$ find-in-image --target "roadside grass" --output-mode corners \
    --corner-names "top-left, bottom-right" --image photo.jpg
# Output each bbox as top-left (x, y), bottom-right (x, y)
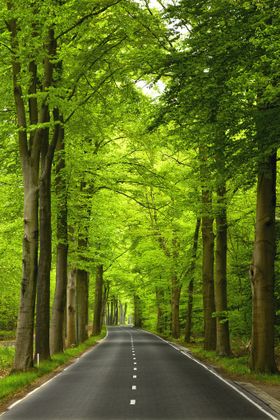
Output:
top-left (0, 331), bottom-right (106, 402)
top-left (178, 340), bottom-right (280, 384)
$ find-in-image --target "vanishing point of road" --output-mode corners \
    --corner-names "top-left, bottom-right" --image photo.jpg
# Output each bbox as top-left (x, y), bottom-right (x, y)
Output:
top-left (1, 327), bottom-right (277, 419)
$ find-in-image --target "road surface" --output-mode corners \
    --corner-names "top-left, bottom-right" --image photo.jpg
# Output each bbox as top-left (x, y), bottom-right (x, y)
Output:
top-left (1, 327), bottom-right (276, 419)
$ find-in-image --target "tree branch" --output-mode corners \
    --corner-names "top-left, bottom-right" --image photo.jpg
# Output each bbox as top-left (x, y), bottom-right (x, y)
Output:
top-left (56, 0), bottom-right (122, 40)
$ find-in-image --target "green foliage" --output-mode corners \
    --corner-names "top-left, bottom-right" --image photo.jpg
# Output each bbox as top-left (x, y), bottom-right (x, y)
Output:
top-left (0, 347), bottom-right (15, 373)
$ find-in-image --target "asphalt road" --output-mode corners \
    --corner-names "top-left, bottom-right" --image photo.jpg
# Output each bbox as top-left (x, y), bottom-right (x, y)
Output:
top-left (1, 327), bottom-right (276, 419)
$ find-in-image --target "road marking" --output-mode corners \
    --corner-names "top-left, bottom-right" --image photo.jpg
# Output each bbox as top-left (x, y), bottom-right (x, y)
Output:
top-left (133, 357), bottom-right (136, 360)
top-left (133, 375), bottom-right (137, 378)
top-left (133, 367), bottom-right (137, 371)
top-left (132, 385), bottom-right (137, 390)
top-left (145, 330), bottom-right (277, 420)
top-left (130, 399), bottom-right (136, 405)
top-left (134, 362), bottom-right (137, 365)
top-left (8, 400), bottom-right (23, 410)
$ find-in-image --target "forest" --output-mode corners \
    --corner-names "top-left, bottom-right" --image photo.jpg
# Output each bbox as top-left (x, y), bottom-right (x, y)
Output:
top-left (0, 0), bottom-right (279, 381)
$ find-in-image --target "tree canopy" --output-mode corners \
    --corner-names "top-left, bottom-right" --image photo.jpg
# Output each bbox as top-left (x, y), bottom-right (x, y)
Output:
top-left (0, 0), bottom-right (279, 375)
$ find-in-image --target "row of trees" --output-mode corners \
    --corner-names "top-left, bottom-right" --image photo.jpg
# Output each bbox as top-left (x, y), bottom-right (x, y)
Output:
top-left (0, 0), bottom-right (279, 375)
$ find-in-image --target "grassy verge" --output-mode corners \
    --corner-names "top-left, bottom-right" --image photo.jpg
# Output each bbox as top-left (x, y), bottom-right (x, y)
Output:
top-left (177, 340), bottom-right (280, 385)
top-left (0, 330), bottom-right (106, 403)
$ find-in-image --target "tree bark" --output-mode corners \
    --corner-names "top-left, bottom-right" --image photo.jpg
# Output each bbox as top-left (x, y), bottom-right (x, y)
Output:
top-left (215, 185), bottom-right (231, 356)
top-left (156, 287), bottom-right (165, 334)
top-left (202, 190), bottom-right (216, 351)
top-left (134, 295), bottom-right (142, 328)
top-left (76, 268), bottom-right (89, 343)
top-left (171, 273), bottom-right (181, 339)
top-left (35, 145), bottom-right (52, 361)
top-left (185, 218), bottom-right (200, 343)
top-left (8, 13), bottom-right (40, 371)
top-left (66, 269), bottom-right (76, 347)
top-left (14, 164), bottom-right (39, 370)
top-left (92, 264), bottom-right (103, 335)
top-left (249, 151), bottom-right (277, 373)
top-left (35, 29), bottom-right (58, 362)
top-left (50, 125), bottom-right (68, 354)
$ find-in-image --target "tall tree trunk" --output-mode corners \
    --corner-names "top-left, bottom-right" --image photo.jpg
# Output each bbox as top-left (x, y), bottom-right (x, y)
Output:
top-left (92, 264), bottom-right (103, 336)
top-left (249, 151), bottom-right (277, 373)
top-left (76, 268), bottom-right (89, 343)
top-left (8, 12), bottom-right (40, 371)
top-left (134, 295), bottom-right (142, 328)
top-left (114, 298), bottom-right (119, 325)
top-left (156, 287), bottom-right (165, 334)
top-left (215, 184), bottom-right (231, 356)
top-left (107, 302), bottom-right (111, 325)
top-left (14, 163), bottom-right (39, 370)
top-left (171, 274), bottom-right (181, 339)
top-left (171, 236), bottom-right (180, 339)
top-left (185, 218), bottom-right (200, 343)
top-left (35, 148), bottom-right (52, 361)
top-left (35, 28), bottom-right (58, 362)
top-left (101, 283), bottom-right (109, 326)
top-left (123, 303), bottom-right (127, 324)
top-left (202, 190), bottom-right (216, 351)
top-left (50, 125), bottom-right (68, 354)
top-left (66, 269), bottom-right (76, 347)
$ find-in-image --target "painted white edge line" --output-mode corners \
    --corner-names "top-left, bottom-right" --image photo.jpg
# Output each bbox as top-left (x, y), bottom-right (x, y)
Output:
top-left (144, 330), bottom-right (277, 420)
top-left (6, 329), bottom-right (110, 413)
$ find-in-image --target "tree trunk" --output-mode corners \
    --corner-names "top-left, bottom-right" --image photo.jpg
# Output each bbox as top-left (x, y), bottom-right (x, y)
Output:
top-left (171, 274), bottom-right (181, 339)
top-left (101, 283), bottom-right (109, 326)
top-left (114, 297), bottom-right (119, 325)
top-left (92, 264), bottom-right (103, 336)
top-left (14, 162), bottom-right (39, 370)
top-left (249, 151), bottom-right (277, 373)
top-left (123, 303), bottom-right (127, 324)
top-left (215, 184), bottom-right (231, 356)
top-left (8, 13), bottom-right (40, 371)
top-left (185, 218), bottom-right (200, 343)
top-left (202, 190), bottom-right (216, 351)
top-left (76, 268), bottom-right (89, 343)
top-left (66, 270), bottom-right (76, 347)
top-left (50, 126), bottom-right (68, 354)
top-left (134, 295), bottom-right (142, 328)
top-left (35, 28), bottom-right (58, 362)
top-left (35, 150), bottom-right (52, 361)
top-left (156, 287), bottom-right (165, 334)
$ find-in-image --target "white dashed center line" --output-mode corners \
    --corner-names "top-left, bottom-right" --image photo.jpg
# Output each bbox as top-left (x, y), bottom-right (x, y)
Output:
top-left (130, 334), bottom-right (138, 408)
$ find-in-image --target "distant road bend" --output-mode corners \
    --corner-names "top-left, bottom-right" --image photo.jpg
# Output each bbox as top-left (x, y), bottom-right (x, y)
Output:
top-left (1, 326), bottom-right (277, 419)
